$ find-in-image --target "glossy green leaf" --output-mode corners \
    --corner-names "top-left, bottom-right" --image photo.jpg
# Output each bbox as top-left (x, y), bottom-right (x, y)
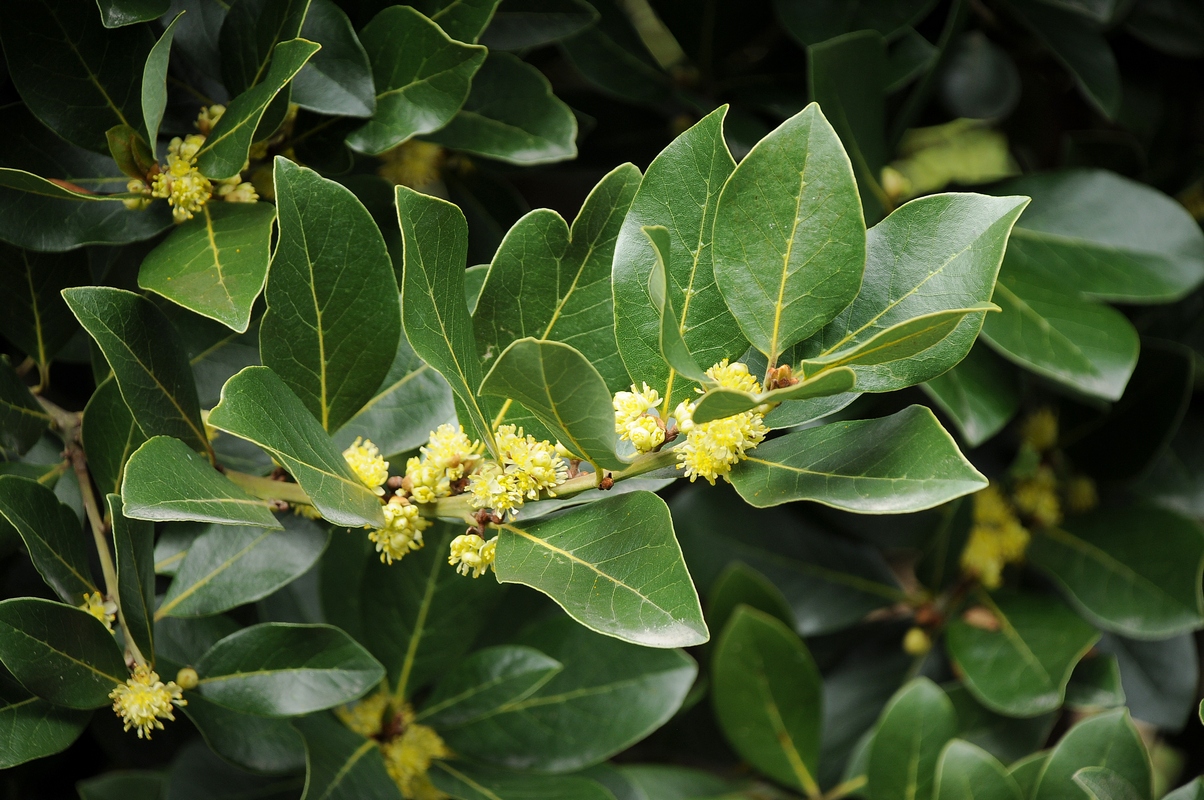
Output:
top-left (1074, 767), bottom-right (1145, 800)
top-left (495, 491), bottom-right (707, 648)
top-left (1065, 654), bottom-right (1126, 711)
top-left (0, 244), bottom-right (89, 372)
top-left (712, 103), bottom-right (865, 362)
top-left (139, 202), bottom-right (276, 334)
top-left (1032, 709), bottom-right (1151, 800)
top-left (196, 39), bottom-right (320, 180)
top-left (430, 763), bottom-right (614, 800)
top-left (774, 0), bottom-right (936, 45)
top-left (123, 436), bottom-right (282, 528)
top-left (166, 739), bottom-right (305, 799)
top-left (643, 225), bottom-right (707, 382)
top-left (1166, 778), bottom-right (1204, 800)
top-left (560, 0), bottom-right (671, 105)
top-left (475, 162), bottom-right (641, 397)
top-left (935, 740), bottom-right (1023, 800)
top-left (998, 170), bottom-right (1204, 303)
top-left (946, 591), bottom-right (1099, 717)
top-left (612, 107), bottom-right (744, 408)
top-left (262, 158), bottom-right (400, 431)
top-left (413, 0), bottom-right (501, 42)
top-left (207, 366), bottom-right (385, 528)
top-left (689, 368), bottom-right (857, 425)
top-left (294, 713), bottom-right (402, 800)
top-left (730, 405), bottom-right (986, 512)
top-left (1097, 632), bottom-right (1197, 731)
top-left (418, 645), bottom-right (562, 728)
top-left (441, 616), bottom-right (697, 772)
top-left (182, 693), bottom-right (306, 774)
top-left (157, 516), bottom-right (327, 619)
top-left (0, 359), bottom-right (49, 456)
top-left (195, 623), bottom-right (384, 716)
top-left (218, 0), bottom-right (307, 95)
top-left (98, 0), bottom-right (170, 26)
top-left (78, 771), bottom-right (166, 800)
top-left (292, 0), bottom-right (375, 118)
top-left (0, 669), bottom-right (90, 769)
top-left (712, 606), bottom-right (822, 795)
top-left (612, 764), bottom-right (744, 799)
top-left (706, 562), bottom-right (796, 636)
top-left (0, 0), bottom-right (151, 151)
top-left (142, 10), bottom-right (183, 143)
top-left (63, 287), bottom-right (209, 453)
top-left (427, 52), bottom-right (578, 165)
top-left (0, 598), bottom-right (126, 709)
top-left (1030, 505), bottom-right (1204, 639)
top-left (396, 185), bottom-right (493, 449)
top-left (480, 338), bottom-right (623, 469)
top-left (345, 5), bottom-right (486, 155)
top-left (945, 684), bottom-right (1055, 765)
top-left (82, 378), bottom-right (146, 496)
top-left (0, 475), bottom-right (97, 603)
top-left (108, 494), bottom-right (155, 663)
top-left (981, 256), bottom-right (1139, 401)
top-left (104, 124), bottom-right (156, 181)
top-left (480, 0), bottom-right (599, 50)
top-left (923, 343), bottom-right (1020, 447)
top-left (867, 678), bottom-right (958, 800)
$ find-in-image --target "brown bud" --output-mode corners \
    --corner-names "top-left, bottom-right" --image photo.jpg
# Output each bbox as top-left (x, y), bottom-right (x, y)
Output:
top-left (962, 605), bottom-right (1001, 632)
top-left (914, 604), bottom-right (943, 628)
top-left (599, 473), bottom-right (615, 490)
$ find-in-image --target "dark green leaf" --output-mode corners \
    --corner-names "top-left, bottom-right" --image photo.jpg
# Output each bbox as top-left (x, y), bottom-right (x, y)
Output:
top-left (218, 0), bottom-right (307, 95)
top-left (63, 287), bottom-right (210, 453)
top-left (923, 343), bottom-right (1020, 447)
top-left (293, 0), bottom-right (375, 118)
top-left (82, 378), bottom-right (147, 497)
top-left (1166, 778), bottom-right (1204, 800)
top-left (945, 684), bottom-right (1056, 764)
top-left (480, 0), bottom-right (599, 50)
top-left (1097, 633), bottom-right (1198, 731)
top-left (643, 224), bottom-right (706, 382)
top-left (430, 762), bottom-right (614, 800)
top-left (1031, 709), bottom-right (1150, 800)
top-left (142, 11), bottom-right (183, 144)
top-left (109, 494), bottom-right (155, 663)
top-left (712, 606), bottom-right (821, 795)
top-left (413, 0), bottom-right (501, 42)
top-left (418, 645), bottom-right (562, 727)
top-left (1074, 767), bottom-right (1145, 800)
top-left (0, 475), bottom-right (97, 603)
top-left (345, 5), bottom-right (486, 155)
top-left (294, 713), bottom-right (402, 800)
top-left (98, 0), bottom-right (170, 27)
top-left (262, 158), bottom-right (400, 431)
top-left (426, 52), bottom-right (578, 165)
top-left (1125, 0), bottom-right (1204, 58)
top-left (495, 491), bottom-right (708, 648)
top-left (935, 740), bottom-right (1023, 800)
top-left (105, 124), bottom-right (156, 181)
top-left (774, 0), bottom-right (937, 45)
top-left (706, 562), bottom-right (796, 636)
top-left (0, 668), bottom-right (90, 768)
top-left (195, 622), bottom-right (384, 716)
top-left (0, 359), bottom-right (49, 456)
top-left (183, 693), bottom-right (306, 774)
top-left (559, 0), bottom-right (671, 105)
top-left (868, 678), bottom-right (958, 800)
top-left (612, 764), bottom-right (744, 800)
top-left (140, 202), bottom-right (276, 334)
top-left (165, 740), bottom-right (305, 800)
top-left (77, 771), bottom-right (166, 800)
top-left (0, 598), bottom-right (126, 708)
top-left (207, 366), bottom-right (385, 528)
top-left (1065, 655), bottom-right (1125, 711)
top-left (0, 244), bottom-right (89, 372)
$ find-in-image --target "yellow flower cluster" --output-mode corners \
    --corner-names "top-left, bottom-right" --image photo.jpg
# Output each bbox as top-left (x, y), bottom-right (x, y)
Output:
top-left (369, 498), bottom-right (432, 565)
top-left (960, 485), bottom-right (1030, 589)
top-left (151, 134), bottom-right (213, 222)
top-left (1020, 407), bottom-right (1058, 452)
top-left (1013, 465), bottom-right (1062, 527)
top-left (335, 690), bottom-right (390, 738)
top-left (673, 360), bottom-right (768, 484)
top-left (379, 140), bottom-right (446, 191)
top-left (1066, 475), bottom-right (1098, 513)
top-left (448, 533), bottom-right (497, 578)
top-left (467, 425), bottom-right (568, 517)
top-left (335, 695), bottom-right (449, 799)
top-left (405, 424), bottom-right (484, 503)
top-left (80, 591), bottom-right (116, 633)
top-left (344, 437), bottom-right (390, 496)
top-left (109, 665), bottom-right (187, 739)
top-left (613, 382), bottom-right (665, 453)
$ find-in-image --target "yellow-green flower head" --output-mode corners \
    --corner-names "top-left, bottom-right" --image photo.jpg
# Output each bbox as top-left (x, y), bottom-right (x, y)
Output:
top-left (960, 485), bottom-right (1030, 589)
top-left (335, 690), bottom-right (390, 738)
top-left (123, 178), bottom-right (152, 210)
top-left (706, 358), bottom-right (762, 393)
top-left (109, 665), bottom-right (186, 739)
top-left (216, 175), bottom-right (259, 204)
top-left (405, 424), bottom-right (484, 503)
top-left (672, 361), bottom-right (768, 485)
top-left (1066, 475), bottom-right (1098, 513)
top-left (1020, 408), bottom-right (1058, 452)
top-left (449, 533), bottom-right (497, 578)
top-left (344, 437), bottom-right (389, 496)
top-left (627, 415), bottom-right (665, 453)
top-left (196, 104), bottom-right (225, 135)
top-left (150, 135), bottom-right (213, 223)
top-left (378, 139), bottom-right (446, 191)
top-left (902, 626), bottom-right (932, 656)
top-left (468, 426), bottom-right (568, 517)
top-left (381, 721), bottom-right (450, 798)
top-left (467, 462), bottom-right (523, 516)
top-left (80, 591), bottom-right (116, 633)
top-left (613, 383), bottom-right (661, 431)
top-left (369, 499), bottom-right (431, 565)
top-left (1013, 465), bottom-right (1062, 528)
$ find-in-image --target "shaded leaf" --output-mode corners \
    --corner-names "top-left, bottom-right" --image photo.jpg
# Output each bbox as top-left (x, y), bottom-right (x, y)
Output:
top-left (182, 693), bottom-right (306, 775)
top-left (923, 343), bottom-right (1020, 447)
top-left (418, 645), bottom-right (562, 728)
top-left (293, 0), bottom-right (376, 118)
top-left (218, 0), bottom-right (307, 95)
top-left (0, 475), bottom-right (97, 603)
top-left (1031, 709), bottom-right (1151, 800)
top-left (142, 10), bottom-right (183, 144)
top-left (867, 677), bottom-right (958, 800)
top-left (109, 494), bottom-right (155, 663)
top-left (1097, 632), bottom-right (1198, 732)
top-left (98, 0), bottom-right (171, 27)
top-left (294, 712), bottom-right (402, 800)
top-left (480, 0), bottom-right (599, 50)
top-left (413, 0), bottom-right (501, 42)
top-left (431, 762), bottom-right (614, 800)
top-left (934, 740), bottom-right (1023, 800)
top-left (0, 244), bottom-right (89, 372)
top-left (774, 0), bottom-right (937, 45)
top-left (706, 561), bottom-right (796, 636)
top-left (82, 378), bottom-right (147, 496)
top-left (0, 359), bottom-right (50, 456)
top-left (0, 668), bottom-right (90, 768)
top-left (1074, 768), bottom-right (1145, 800)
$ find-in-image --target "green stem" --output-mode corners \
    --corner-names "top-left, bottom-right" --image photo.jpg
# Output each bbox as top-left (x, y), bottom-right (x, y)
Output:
top-left (224, 470), bottom-right (311, 505)
top-left (823, 776), bottom-right (867, 800)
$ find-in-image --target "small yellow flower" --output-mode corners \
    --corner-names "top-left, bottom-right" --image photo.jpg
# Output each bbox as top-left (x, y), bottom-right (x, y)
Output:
top-left (902, 627), bottom-right (932, 655)
top-left (80, 591), bottom-right (116, 633)
top-left (196, 104), bottom-right (225, 135)
top-left (378, 140), bottom-right (446, 191)
top-left (449, 533), bottom-right (496, 578)
top-left (123, 178), bottom-right (152, 210)
top-left (1020, 408), bottom-right (1058, 453)
top-left (626, 415), bottom-right (665, 453)
top-left (706, 358), bottom-right (762, 394)
top-left (381, 721), bottom-right (450, 798)
top-left (405, 424), bottom-right (484, 503)
top-left (344, 437), bottom-right (389, 496)
top-left (293, 503), bottom-right (324, 520)
top-left (216, 175), bottom-right (259, 203)
top-left (369, 498), bottom-right (431, 565)
top-left (1013, 466), bottom-right (1062, 527)
top-left (613, 383), bottom-right (662, 431)
top-left (467, 426), bottom-right (567, 517)
top-left (335, 690), bottom-right (391, 738)
top-left (960, 485), bottom-right (1030, 589)
top-left (175, 668), bottom-right (199, 690)
top-left (672, 363), bottom-right (768, 485)
top-left (150, 134), bottom-right (213, 222)
top-left (1066, 475), bottom-right (1098, 513)
top-left (109, 665), bottom-right (186, 739)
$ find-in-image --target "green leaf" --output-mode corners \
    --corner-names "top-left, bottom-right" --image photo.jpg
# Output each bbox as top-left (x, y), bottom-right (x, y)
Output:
top-left (108, 494), bottom-right (155, 663)
top-left (946, 591), bottom-right (1099, 717)
top-left (430, 763), bottom-right (614, 800)
top-left (413, 0), bottom-right (501, 42)
top-left (997, 170), bottom-right (1204, 303)
top-left (97, 0), bottom-right (170, 27)
top-left (157, 516), bottom-right (328, 619)
top-left (612, 107), bottom-right (745, 410)
top-left (0, 0), bottom-right (151, 151)
top-left (105, 124), bottom-right (156, 181)
top-left (934, 740), bottom-right (1023, 800)
top-left (480, 0), bottom-right (599, 50)
top-left (418, 645), bottom-right (563, 728)
top-left (345, 5), bottom-right (486, 155)
top-left (166, 739), bottom-right (305, 799)
top-left (922, 343), bottom-right (1020, 447)
top-left (495, 491), bottom-right (708, 648)
top-left (774, 0), bottom-right (937, 45)
top-left (1065, 654), bottom-right (1126, 711)
top-left (142, 10), bottom-right (183, 143)
top-left (207, 366), bottom-right (385, 528)
top-left (706, 562), bottom-right (796, 637)
top-left (475, 162), bottom-right (641, 397)
top-left (712, 103), bottom-right (865, 362)
top-left (867, 678), bottom-right (958, 800)
top-left (1166, 778), bottom-right (1204, 800)
top-left (1032, 709), bottom-right (1151, 800)
top-left (182, 693), bottom-right (306, 774)
top-left (712, 606), bottom-right (822, 795)
top-left (1030, 506), bottom-right (1204, 639)
top-left (560, 0), bottom-right (671, 105)
top-left (1011, 752), bottom-right (1051, 796)
top-left (82, 378), bottom-right (147, 496)
top-left (0, 598), bottom-right (126, 709)
top-left (123, 436), bottom-right (283, 528)
top-left (480, 338), bottom-right (623, 469)
top-left (262, 158), bottom-right (400, 431)
top-left (196, 39), bottom-right (321, 180)
top-left (294, 713), bottom-right (402, 800)
top-left (0, 244), bottom-right (89, 372)
top-left (218, 0), bottom-right (307, 95)
top-left (1074, 767), bottom-right (1145, 800)
top-left (689, 368), bottom-right (856, 426)
top-left (0, 358), bottom-right (49, 456)
top-left (0, 669), bottom-right (90, 768)
top-left (0, 475), bottom-right (97, 603)
top-left (195, 622), bottom-right (384, 716)
top-left (611, 764), bottom-right (745, 800)
top-left (730, 405), bottom-right (986, 512)
top-left (292, 0), bottom-right (376, 118)
top-left (426, 52), bottom-right (578, 165)
top-left (440, 616), bottom-right (697, 772)
top-left (798, 192), bottom-right (1029, 392)
top-left (981, 256), bottom-right (1139, 401)
top-left (78, 771), bottom-right (166, 800)
top-left (396, 185), bottom-right (493, 449)
top-left (139, 202), bottom-right (276, 334)
top-left (945, 684), bottom-right (1055, 765)
top-left (1097, 632), bottom-right (1197, 731)
top-left (63, 287), bottom-right (210, 453)
top-left (643, 225), bottom-right (707, 382)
